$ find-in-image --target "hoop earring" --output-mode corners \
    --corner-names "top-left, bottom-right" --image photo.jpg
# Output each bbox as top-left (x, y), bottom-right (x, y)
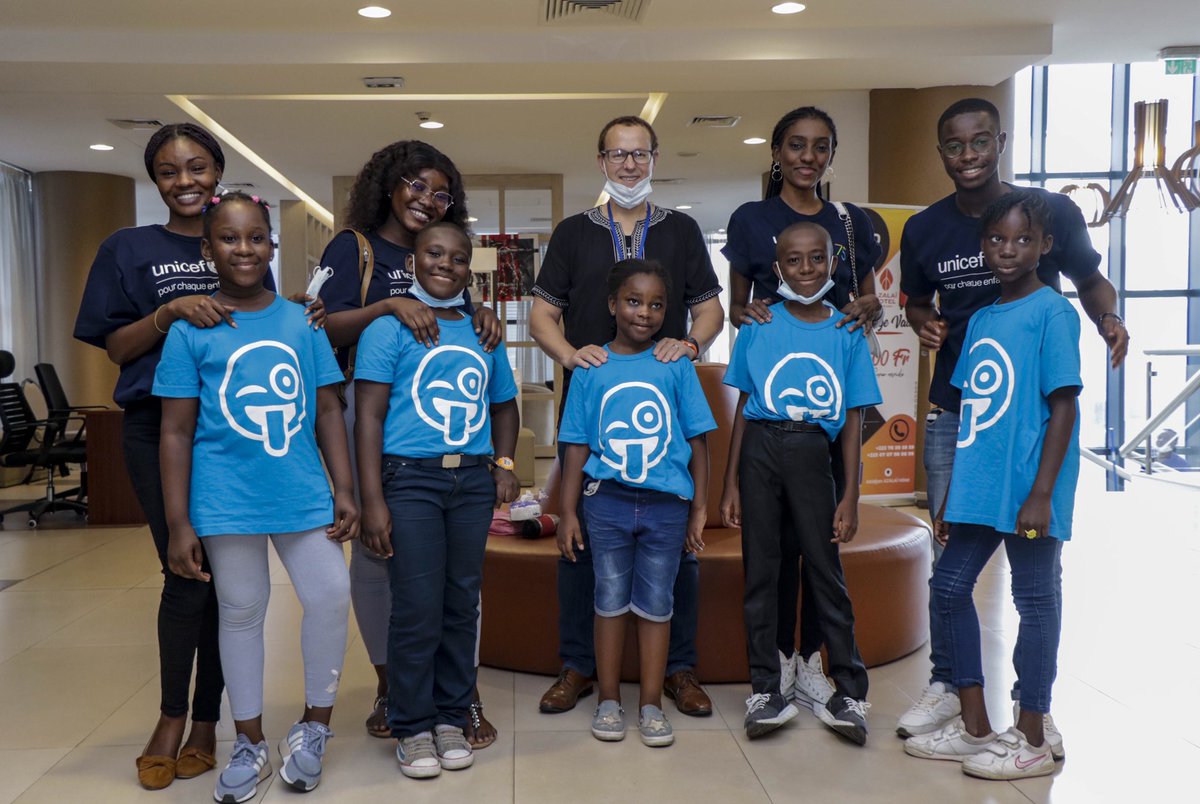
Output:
top-left (824, 166), bottom-right (835, 180)
top-left (770, 162), bottom-right (782, 182)
top-left (205, 260), bottom-right (216, 272)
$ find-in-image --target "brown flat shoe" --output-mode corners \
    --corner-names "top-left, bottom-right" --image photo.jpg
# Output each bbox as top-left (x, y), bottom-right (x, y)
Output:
top-left (366, 695), bottom-right (391, 738)
top-left (135, 754), bottom-right (176, 790)
top-left (538, 667), bottom-right (594, 713)
top-left (174, 747), bottom-right (216, 779)
top-left (664, 669), bottom-right (713, 717)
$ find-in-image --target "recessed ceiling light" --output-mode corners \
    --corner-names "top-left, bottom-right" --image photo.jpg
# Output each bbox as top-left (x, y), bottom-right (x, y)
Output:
top-left (743, 137), bottom-right (767, 145)
top-left (358, 6), bottom-right (391, 18)
top-left (419, 120), bottom-right (444, 129)
top-left (89, 143), bottom-right (114, 151)
top-left (717, 228), bottom-right (726, 233)
top-left (772, 2), bottom-right (806, 14)
top-left (675, 204), bottom-right (693, 210)
top-left (467, 216), bottom-right (479, 223)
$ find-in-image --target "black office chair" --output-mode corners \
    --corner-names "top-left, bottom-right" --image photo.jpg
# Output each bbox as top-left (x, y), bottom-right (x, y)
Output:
top-left (34, 361), bottom-right (105, 455)
top-left (0, 352), bottom-right (87, 527)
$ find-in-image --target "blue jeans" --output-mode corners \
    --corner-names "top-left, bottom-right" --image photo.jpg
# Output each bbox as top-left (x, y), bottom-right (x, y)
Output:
top-left (556, 448), bottom-right (699, 677)
top-left (931, 523), bottom-right (1064, 714)
top-left (382, 459), bottom-right (495, 737)
top-left (922, 407), bottom-right (958, 687)
top-left (582, 480), bottom-right (689, 622)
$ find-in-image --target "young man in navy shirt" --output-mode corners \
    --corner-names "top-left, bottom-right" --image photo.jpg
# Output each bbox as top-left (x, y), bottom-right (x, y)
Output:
top-left (897, 97), bottom-right (1129, 749)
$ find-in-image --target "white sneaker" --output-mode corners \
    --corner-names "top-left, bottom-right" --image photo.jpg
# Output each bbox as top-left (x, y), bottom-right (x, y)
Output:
top-left (778, 651), bottom-right (797, 702)
top-left (904, 717), bottom-right (997, 762)
top-left (896, 682), bottom-right (961, 737)
top-left (962, 727), bottom-right (1055, 780)
top-left (1012, 702), bottom-right (1065, 760)
top-left (793, 652), bottom-right (836, 713)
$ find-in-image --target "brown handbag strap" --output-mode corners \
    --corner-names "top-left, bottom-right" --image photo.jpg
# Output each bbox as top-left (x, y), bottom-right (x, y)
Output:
top-left (340, 228), bottom-right (374, 375)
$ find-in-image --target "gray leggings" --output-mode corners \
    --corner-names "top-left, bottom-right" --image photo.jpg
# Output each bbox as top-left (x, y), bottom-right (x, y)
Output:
top-left (345, 382), bottom-right (482, 669)
top-left (206, 528), bottom-right (350, 720)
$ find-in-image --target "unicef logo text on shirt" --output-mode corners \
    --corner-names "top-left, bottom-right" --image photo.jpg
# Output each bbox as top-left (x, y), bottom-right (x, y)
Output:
top-left (764, 353), bottom-right (843, 422)
top-left (957, 338), bottom-right (1014, 448)
top-left (219, 341), bottom-right (307, 457)
top-left (598, 382), bottom-right (673, 484)
top-left (412, 346), bottom-right (490, 447)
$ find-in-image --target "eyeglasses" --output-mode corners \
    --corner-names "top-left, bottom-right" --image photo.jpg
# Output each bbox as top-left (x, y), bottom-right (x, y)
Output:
top-left (400, 176), bottom-right (454, 209)
top-left (940, 136), bottom-right (996, 159)
top-left (600, 148), bottom-right (654, 165)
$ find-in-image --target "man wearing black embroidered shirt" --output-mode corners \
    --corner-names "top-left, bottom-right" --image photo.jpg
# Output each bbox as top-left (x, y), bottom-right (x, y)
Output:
top-left (530, 115), bottom-right (724, 720)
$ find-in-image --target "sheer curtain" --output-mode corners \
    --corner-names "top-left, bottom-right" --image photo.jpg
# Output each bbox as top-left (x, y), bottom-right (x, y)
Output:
top-left (0, 161), bottom-right (38, 382)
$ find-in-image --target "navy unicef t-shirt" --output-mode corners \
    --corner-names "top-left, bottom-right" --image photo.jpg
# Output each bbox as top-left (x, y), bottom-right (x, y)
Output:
top-left (317, 230), bottom-right (474, 373)
top-left (557, 347), bottom-right (717, 500)
top-left (899, 187), bottom-right (1100, 410)
top-left (722, 197), bottom-right (880, 311)
top-left (724, 302), bottom-right (882, 442)
top-left (73, 225), bottom-right (276, 406)
top-left (354, 314), bottom-right (517, 458)
top-left (943, 287), bottom-right (1082, 540)
top-left (152, 295), bottom-right (343, 537)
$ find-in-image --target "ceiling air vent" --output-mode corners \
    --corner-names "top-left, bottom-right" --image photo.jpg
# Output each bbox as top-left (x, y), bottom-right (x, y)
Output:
top-left (652, 177), bottom-right (686, 185)
top-left (542, 0), bottom-right (649, 23)
top-left (108, 118), bottom-right (165, 130)
top-left (688, 115), bottom-right (741, 128)
top-left (222, 182), bottom-right (258, 189)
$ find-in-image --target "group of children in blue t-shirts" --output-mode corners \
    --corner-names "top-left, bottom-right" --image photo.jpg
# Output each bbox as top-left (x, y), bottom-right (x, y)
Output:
top-left (148, 182), bottom-right (1078, 796)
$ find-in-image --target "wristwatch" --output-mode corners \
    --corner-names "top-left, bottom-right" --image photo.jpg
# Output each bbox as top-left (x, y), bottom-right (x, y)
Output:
top-left (492, 456), bottom-right (515, 472)
top-left (683, 336), bottom-right (701, 359)
top-left (1096, 311), bottom-right (1125, 329)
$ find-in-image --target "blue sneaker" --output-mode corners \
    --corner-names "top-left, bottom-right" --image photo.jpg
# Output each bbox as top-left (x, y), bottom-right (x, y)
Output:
top-left (213, 734), bottom-right (271, 803)
top-left (278, 721), bottom-right (332, 792)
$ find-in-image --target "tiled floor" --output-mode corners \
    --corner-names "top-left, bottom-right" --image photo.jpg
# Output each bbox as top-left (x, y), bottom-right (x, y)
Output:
top-left (0, 460), bottom-right (1196, 803)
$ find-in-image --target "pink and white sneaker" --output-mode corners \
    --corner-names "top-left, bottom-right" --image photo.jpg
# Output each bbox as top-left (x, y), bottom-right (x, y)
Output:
top-left (961, 727), bottom-right (1055, 780)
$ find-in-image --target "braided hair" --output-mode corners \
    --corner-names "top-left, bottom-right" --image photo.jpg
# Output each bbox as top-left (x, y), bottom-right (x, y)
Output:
top-left (143, 123), bottom-right (225, 180)
top-left (765, 106), bottom-right (838, 200)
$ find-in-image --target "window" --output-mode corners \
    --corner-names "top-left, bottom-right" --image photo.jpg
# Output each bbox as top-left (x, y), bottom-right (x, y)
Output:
top-left (1015, 63), bottom-right (1200, 475)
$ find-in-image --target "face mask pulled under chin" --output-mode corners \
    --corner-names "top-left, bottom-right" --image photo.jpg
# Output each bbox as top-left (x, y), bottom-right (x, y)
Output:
top-left (407, 262), bottom-right (465, 309)
top-left (775, 270), bottom-right (835, 305)
top-left (603, 164), bottom-right (654, 209)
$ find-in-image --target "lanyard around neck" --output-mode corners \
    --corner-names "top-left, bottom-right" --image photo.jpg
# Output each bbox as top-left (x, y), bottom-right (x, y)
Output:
top-left (606, 201), bottom-right (652, 262)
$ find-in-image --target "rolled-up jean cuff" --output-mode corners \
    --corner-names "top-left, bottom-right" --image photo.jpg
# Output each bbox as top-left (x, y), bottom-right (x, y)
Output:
top-left (596, 602), bottom-right (633, 619)
top-left (951, 674), bottom-right (986, 691)
top-left (630, 604), bottom-right (673, 623)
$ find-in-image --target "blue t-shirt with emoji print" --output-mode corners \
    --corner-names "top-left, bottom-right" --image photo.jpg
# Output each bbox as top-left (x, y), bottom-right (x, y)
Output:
top-left (354, 313), bottom-right (517, 457)
top-left (557, 347), bottom-right (717, 500)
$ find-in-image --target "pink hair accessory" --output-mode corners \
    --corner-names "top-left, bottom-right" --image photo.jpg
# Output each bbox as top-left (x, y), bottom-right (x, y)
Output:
top-left (210, 195), bottom-right (221, 204)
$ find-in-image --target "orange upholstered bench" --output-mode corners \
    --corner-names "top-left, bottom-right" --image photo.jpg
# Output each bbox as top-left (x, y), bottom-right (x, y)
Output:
top-left (479, 363), bottom-right (931, 682)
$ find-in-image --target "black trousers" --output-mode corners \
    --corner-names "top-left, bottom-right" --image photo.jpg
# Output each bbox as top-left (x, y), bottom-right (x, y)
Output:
top-left (123, 398), bottom-right (224, 721)
top-left (740, 421), bottom-right (867, 699)
top-left (776, 437), bottom-right (845, 659)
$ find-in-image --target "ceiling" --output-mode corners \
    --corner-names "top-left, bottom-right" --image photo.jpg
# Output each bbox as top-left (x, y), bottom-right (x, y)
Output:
top-left (1, 0), bottom-right (1196, 232)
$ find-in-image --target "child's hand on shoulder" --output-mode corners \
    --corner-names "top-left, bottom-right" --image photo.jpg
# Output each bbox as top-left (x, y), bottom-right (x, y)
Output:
top-left (1016, 491), bottom-right (1052, 542)
top-left (326, 491), bottom-right (359, 543)
top-left (686, 505), bottom-right (706, 553)
top-left (719, 486), bottom-right (741, 529)
top-left (832, 497), bottom-right (858, 543)
top-left (167, 524), bottom-right (210, 582)
top-left (557, 514), bottom-right (585, 562)
top-left (492, 467), bottom-right (519, 508)
top-left (359, 499), bottom-right (393, 558)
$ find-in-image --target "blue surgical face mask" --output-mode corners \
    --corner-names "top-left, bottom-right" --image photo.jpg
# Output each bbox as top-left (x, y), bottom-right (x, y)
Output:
top-left (407, 257), bottom-right (465, 308)
top-left (774, 261), bottom-right (834, 305)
